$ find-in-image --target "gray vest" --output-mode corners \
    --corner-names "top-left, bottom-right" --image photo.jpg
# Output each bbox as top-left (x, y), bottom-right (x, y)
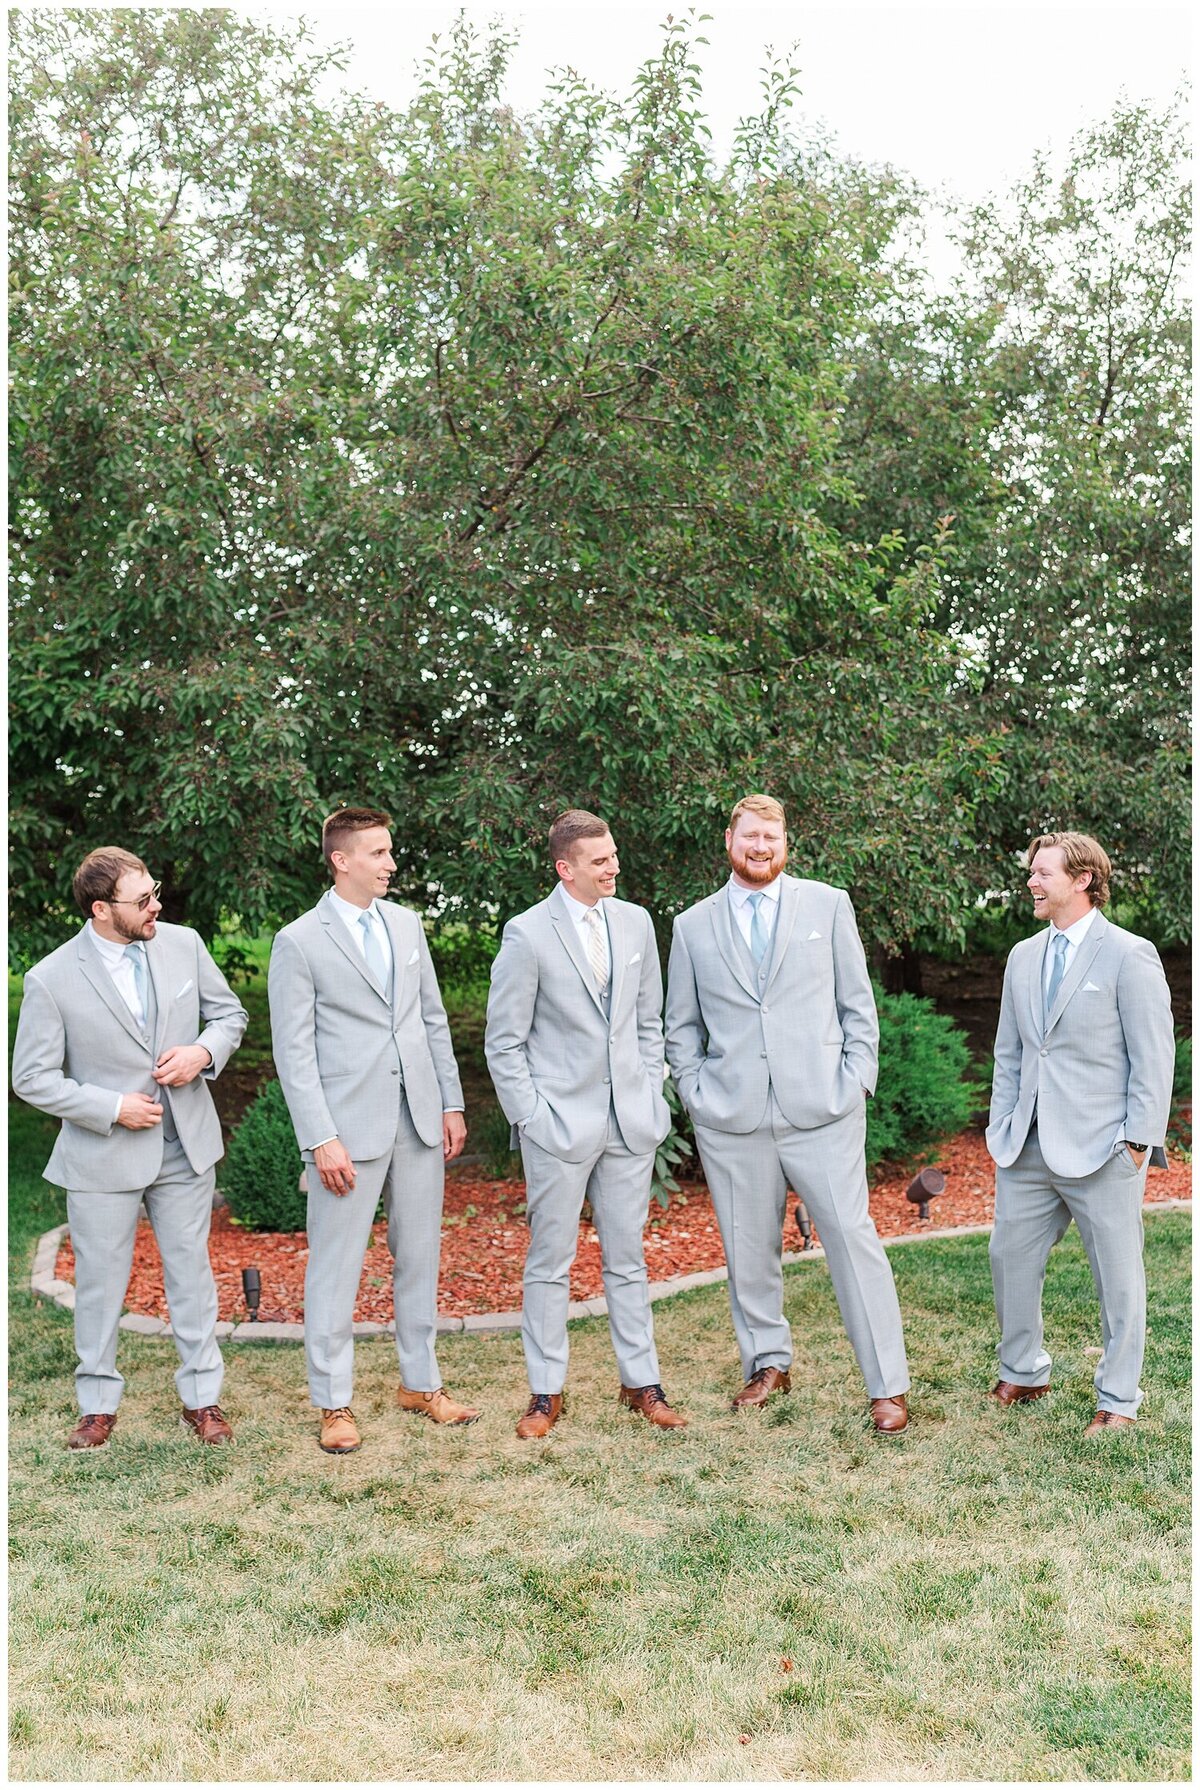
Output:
top-left (140, 961), bottom-right (179, 1141)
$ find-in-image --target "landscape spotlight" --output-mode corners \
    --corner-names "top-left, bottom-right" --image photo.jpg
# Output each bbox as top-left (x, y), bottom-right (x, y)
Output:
top-left (905, 1166), bottom-right (946, 1221)
top-left (242, 1266), bottom-right (261, 1321)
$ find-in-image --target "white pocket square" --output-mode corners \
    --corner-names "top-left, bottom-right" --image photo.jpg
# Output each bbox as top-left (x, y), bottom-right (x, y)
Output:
top-left (1082, 981), bottom-right (1101, 992)
top-left (174, 979), bottom-right (194, 998)
top-left (629, 952), bottom-right (641, 965)
top-left (406, 948), bottom-right (419, 966)
top-left (807, 930), bottom-right (822, 941)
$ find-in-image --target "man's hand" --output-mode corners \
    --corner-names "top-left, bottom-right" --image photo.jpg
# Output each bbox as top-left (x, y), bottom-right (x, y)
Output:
top-left (152, 1044), bottom-right (213, 1087)
top-left (1127, 1145), bottom-right (1148, 1169)
top-left (313, 1139), bottom-right (357, 1195)
top-left (443, 1111), bottom-right (467, 1162)
top-left (116, 1093), bottom-right (164, 1130)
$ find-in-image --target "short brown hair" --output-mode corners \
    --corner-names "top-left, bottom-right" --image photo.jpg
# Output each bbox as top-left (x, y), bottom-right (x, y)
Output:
top-left (728, 793), bottom-right (787, 832)
top-left (73, 847), bottom-right (148, 917)
top-left (322, 806), bottom-right (392, 872)
top-left (1027, 831), bottom-right (1112, 907)
top-left (549, 809), bottom-right (610, 866)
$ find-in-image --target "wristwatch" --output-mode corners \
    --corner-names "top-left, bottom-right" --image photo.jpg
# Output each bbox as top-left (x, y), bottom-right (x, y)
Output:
top-left (1126, 1141), bottom-right (1148, 1153)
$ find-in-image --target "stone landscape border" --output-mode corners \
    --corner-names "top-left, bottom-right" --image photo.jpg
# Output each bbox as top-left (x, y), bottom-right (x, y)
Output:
top-left (30, 1199), bottom-right (1192, 1342)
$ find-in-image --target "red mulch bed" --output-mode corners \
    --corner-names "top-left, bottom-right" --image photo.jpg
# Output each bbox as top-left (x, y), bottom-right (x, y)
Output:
top-left (55, 1129), bottom-right (1191, 1326)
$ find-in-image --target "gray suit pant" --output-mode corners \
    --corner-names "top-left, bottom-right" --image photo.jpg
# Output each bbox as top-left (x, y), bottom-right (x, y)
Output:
top-left (990, 1128), bottom-right (1147, 1417)
top-left (304, 1091), bottom-right (444, 1409)
top-left (66, 1135), bottom-right (222, 1415)
top-left (693, 1093), bottom-right (910, 1399)
top-left (520, 1108), bottom-right (660, 1393)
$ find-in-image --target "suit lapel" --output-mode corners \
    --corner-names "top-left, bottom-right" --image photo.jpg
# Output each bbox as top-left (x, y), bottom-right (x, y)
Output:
top-left (379, 902), bottom-right (410, 1005)
top-left (1044, 912), bottom-right (1109, 1037)
top-left (549, 888), bottom-right (605, 1015)
top-left (1028, 934), bottom-right (1050, 1040)
top-left (318, 895), bottom-right (390, 1003)
top-left (145, 934), bottom-right (171, 1053)
top-left (75, 932), bottom-right (149, 1050)
top-left (762, 878), bottom-right (799, 995)
top-left (710, 887), bottom-right (758, 1002)
top-left (605, 901), bottom-right (625, 1025)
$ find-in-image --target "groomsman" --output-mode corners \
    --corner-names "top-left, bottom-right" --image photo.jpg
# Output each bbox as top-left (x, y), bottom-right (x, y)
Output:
top-left (485, 809), bottom-right (687, 1436)
top-left (12, 847), bottom-right (247, 1448)
top-left (986, 831), bottom-right (1174, 1434)
top-left (665, 794), bottom-right (911, 1433)
top-left (270, 807), bottom-right (477, 1454)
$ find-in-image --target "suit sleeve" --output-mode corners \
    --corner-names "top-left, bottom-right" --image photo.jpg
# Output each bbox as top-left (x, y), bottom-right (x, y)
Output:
top-left (1118, 937), bottom-right (1175, 1148)
top-left (832, 892), bottom-right (879, 1095)
top-left (268, 930), bottom-right (338, 1154)
top-left (484, 921), bottom-right (541, 1127)
top-left (416, 924), bottom-right (464, 1110)
top-left (664, 920), bottom-right (705, 1105)
top-left (11, 971), bottom-right (120, 1134)
top-left (635, 909), bottom-right (666, 1084)
top-left (193, 934), bottom-right (248, 1077)
top-left (989, 951), bottom-right (1022, 1127)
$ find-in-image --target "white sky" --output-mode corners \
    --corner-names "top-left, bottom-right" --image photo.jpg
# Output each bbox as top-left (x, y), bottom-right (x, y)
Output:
top-left (288, 0), bottom-right (1192, 209)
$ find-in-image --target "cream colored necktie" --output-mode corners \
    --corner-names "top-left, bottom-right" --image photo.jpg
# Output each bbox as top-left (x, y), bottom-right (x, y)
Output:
top-left (583, 908), bottom-right (608, 992)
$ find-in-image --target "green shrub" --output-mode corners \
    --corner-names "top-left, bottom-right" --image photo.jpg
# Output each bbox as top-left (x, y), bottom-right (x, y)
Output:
top-left (220, 1078), bottom-right (307, 1231)
top-left (1168, 1032), bottom-right (1191, 1148)
top-left (425, 921), bottom-right (498, 1000)
top-left (475, 1103), bottom-right (520, 1180)
top-left (868, 986), bottom-right (980, 1168)
top-left (653, 1076), bottom-right (694, 1209)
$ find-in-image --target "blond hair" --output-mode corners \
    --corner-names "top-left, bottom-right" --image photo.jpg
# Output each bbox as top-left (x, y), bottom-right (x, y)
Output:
top-left (1027, 831), bottom-right (1111, 907)
top-left (728, 793), bottom-right (786, 832)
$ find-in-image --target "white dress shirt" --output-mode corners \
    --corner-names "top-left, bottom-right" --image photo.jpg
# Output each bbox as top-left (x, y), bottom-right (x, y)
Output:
top-left (329, 889), bottom-right (393, 978)
top-left (1041, 905), bottom-right (1099, 1003)
top-left (560, 885), bottom-right (611, 984)
top-left (88, 923), bottom-right (150, 1127)
top-left (727, 874), bottom-right (782, 950)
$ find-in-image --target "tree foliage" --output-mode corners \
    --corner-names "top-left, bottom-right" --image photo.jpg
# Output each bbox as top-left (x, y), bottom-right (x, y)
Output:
top-left (9, 10), bottom-right (1189, 965)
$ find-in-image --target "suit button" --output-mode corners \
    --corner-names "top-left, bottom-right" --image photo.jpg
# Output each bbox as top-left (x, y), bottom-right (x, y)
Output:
top-left (761, 1051), bottom-right (768, 1058)
top-left (391, 1067), bottom-right (399, 1076)
top-left (603, 1077), bottom-right (611, 1084)
top-left (761, 1005), bottom-right (769, 1014)
top-left (1040, 1050), bottom-right (1048, 1058)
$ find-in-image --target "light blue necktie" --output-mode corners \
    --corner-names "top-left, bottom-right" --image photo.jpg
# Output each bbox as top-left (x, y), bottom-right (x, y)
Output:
top-left (747, 892), bottom-right (770, 965)
top-left (359, 910), bottom-right (390, 996)
top-left (124, 942), bottom-right (148, 1025)
top-left (1044, 930), bottom-right (1069, 1024)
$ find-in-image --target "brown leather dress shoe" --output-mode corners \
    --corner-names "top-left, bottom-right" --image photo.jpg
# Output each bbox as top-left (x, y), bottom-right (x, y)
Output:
top-left (869, 1394), bottom-right (909, 1435)
top-left (619, 1384), bottom-right (689, 1428)
top-left (397, 1385), bottom-right (480, 1425)
top-left (991, 1379), bottom-right (1050, 1406)
top-left (181, 1404), bottom-right (234, 1445)
top-left (319, 1407), bottom-right (362, 1454)
top-left (1083, 1410), bottom-right (1136, 1437)
top-left (67, 1412), bottom-right (116, 1451)
top-left (731, 1366), bottom-right (791, 1410)
top-left (516, 1392), bottom-right (562, 1439)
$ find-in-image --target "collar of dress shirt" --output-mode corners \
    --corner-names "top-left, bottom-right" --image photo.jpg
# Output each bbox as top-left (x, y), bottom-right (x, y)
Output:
top-left (727, 874), bottom-right (782, 909)
top-left (558, 884), bottom-right (606, 926)
top-left (1049, 906), bottom-right (1099, 953)
top-left (329, 889), bottom-right (383, 934)
top-left (87, 919), bottom-right (138, 970)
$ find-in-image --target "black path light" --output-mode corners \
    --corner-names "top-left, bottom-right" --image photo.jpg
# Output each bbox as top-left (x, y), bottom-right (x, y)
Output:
top-left (793, 1196), bottom-right (813, 1250)
top-left (241, 1266), bottom-right (262, 1321)
top-left (905, 1166), bottom-right (946, 1221)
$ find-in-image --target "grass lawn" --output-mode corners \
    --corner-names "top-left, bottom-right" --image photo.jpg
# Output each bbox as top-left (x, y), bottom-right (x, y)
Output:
top-left (9, 1064), bottom-right (1191, 1782)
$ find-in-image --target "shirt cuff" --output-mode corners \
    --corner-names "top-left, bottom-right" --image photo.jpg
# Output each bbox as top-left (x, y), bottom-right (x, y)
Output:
top-left (311, 1135), bottom-right (338, 1151)
top-left (443, 1107), bottom-right (464, 1115)
top-left (113, 1092), bottom-right (124, 1127)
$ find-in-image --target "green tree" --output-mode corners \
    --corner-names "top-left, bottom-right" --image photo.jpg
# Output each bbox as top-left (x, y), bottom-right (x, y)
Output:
top-left (830, 94), bottom-right (1191, 947)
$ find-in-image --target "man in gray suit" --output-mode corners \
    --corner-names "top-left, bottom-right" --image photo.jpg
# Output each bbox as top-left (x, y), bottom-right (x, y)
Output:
top-left (485, 809), bottom-right (687, 1437)
top-left (666, 794), bottom-right (911, 1433)
top-left (12, 846), bottom-right (247, 1449)
top-left (987, 830), bottom-right (1174, 1435)
top-left (269, 807), bottom-right (476, 1454)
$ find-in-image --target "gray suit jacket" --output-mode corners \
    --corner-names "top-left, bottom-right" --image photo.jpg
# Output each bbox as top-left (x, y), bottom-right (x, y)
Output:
top-left (986, 909), bottom-right (1174, 1177)
top-left (269, 893), bottom-right (463, 1159)
top-left (485, 884), bottom-right (671, 1163)
top-left (11, 922), bottom-right (247, 1191)
top-left (665, 874), bottom-right (878, 1134)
